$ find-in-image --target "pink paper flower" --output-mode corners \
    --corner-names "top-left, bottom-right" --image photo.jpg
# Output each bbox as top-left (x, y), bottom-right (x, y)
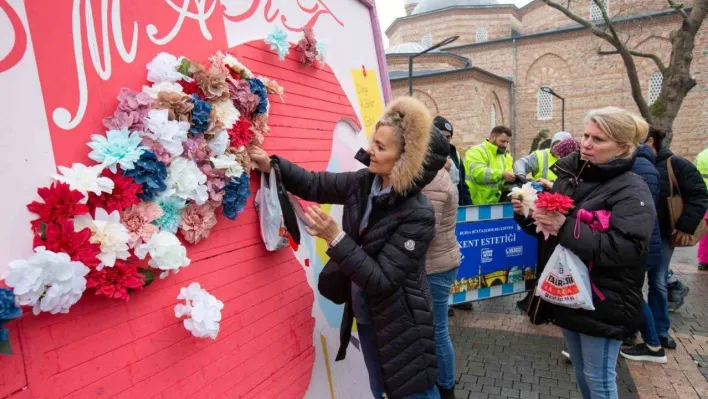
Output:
top-left (228, 78), bottom-right (259, 117)
top-left (103, 88), bottom-right (154, 132)
top-left (179, 203), bottom-right (218, 244)
top-left (121, 202), bottom-right (163, 248)
top-left (183, 136), bottom-right (212, 163)
top-left (140, 136), bottom-right (173, 165)
top-left (200, 164), bottom-right (228, 203)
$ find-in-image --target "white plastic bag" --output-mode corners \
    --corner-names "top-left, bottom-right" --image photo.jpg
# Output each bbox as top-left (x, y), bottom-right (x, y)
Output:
top-left (535, 245), bottom-right (595, 311)
top-left (255, 172), bottom-right (290, 251)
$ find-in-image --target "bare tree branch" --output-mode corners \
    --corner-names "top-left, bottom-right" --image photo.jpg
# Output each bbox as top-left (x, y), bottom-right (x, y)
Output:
top-left (598, 49), bottom-right (667, 73)
top-left (666, 0), bottom-right (690, 22)
top-left (540, 0), bottom-right (617, 44)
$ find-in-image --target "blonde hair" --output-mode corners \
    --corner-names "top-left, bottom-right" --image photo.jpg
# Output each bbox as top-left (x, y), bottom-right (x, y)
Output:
top-left (584, 107), bottom-right (648, 158)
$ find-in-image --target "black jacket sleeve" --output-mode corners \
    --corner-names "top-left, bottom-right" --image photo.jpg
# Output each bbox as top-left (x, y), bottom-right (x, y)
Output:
top-left (272, 156), bottom-right (358, 205)
top-left (558, 182), bottom-right (656, 268)
top-left (325, 208), bottom-right (435, 296)
top-left (673, 157), bottom-right (708, 234)
top-left (458, 165), bottom-right (473, 206)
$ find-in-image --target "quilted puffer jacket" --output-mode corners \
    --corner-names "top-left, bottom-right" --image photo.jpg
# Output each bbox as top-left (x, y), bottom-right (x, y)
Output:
top-left (273, 97), bottom-right (448, 398)
top-left (422, 169), bottom-right (461, 275)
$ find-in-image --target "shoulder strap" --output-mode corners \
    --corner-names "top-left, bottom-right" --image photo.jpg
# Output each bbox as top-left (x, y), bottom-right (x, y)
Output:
top-left (667, 156), bottom-right (681, 197)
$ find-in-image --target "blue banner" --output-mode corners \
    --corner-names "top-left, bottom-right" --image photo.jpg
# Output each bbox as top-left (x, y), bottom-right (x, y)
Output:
top-left (452, 218), bottom-right (537, 295)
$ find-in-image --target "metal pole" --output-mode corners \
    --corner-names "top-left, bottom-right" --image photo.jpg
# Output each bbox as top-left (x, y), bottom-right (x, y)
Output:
top-left (409, 56), bottom-right (413, 96)
top-left (561, 98), bottom-right (565, 132)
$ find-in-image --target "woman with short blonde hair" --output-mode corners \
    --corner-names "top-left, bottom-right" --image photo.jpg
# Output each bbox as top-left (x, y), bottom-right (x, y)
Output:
top-left (513, 107), bottom-right (655, 399)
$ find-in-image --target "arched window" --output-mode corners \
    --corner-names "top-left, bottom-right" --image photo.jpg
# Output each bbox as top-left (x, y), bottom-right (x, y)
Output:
top-left (491, 104), bottom-right (497, 127)
top-left (421, 33), bottom-right (433, 48)
top-left (590, 0), bottom-right (609, 20)
top-left (476, 27), bottom-right (488, 43)
top-left (648, 72), bottom-right (663, 105)
top-left (537, 87), bottom-right (553, 121)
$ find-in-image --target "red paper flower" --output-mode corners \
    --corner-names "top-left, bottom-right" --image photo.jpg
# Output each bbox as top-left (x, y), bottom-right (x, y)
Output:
top-left (534, 192), bottom-right (575, 215)
top-left (228, 116), bottom-right (254, 149)
top-left (86, 260), bottom-right (145, 301)
top-left (178, 79), bottom-right (205, 98)
top-left (33, 220), bottom-right (102, 268)
top-left (87, 170), bottom-right (142, 215)
top-left (27, 182), bottom-right (89, 234)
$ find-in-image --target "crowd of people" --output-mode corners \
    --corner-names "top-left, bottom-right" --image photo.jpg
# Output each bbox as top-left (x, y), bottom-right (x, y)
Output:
top-left (248, 97), bottom-right (708, 399)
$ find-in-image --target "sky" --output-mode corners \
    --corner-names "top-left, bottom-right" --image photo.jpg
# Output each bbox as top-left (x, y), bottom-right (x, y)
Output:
top-left (375, 0), bottom-right (534, 47)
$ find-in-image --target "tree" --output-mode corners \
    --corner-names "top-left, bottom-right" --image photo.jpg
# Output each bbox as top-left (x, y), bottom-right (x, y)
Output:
top-left (540, 0), bottom-right (708, 142)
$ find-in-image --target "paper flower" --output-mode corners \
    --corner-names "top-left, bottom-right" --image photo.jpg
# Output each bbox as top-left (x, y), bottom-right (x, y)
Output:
top-left (147, 52), bottom-right (191, 83)
top-left (179, 203), bottom-right (218, 244)
top-left (530, 181), bottom-right (546, 193)
top-left (0, 288), bottom-right (22, 343)
top-left (74, 208), bottom-right (131, 269)
top-left (200, 164), bottom-right (228, 203)
top-left (316, 40), bottom-right (327, 63)
top-left (33, 220), bottom-right (102, 269)
top-left (508, 182), bottom-right (538, 218)
top-left (194, 61), bottom-right (229, 101)
top-left (88, 129), bottom-right (147, 173)
top-left (124, 151), bottom-right (168, 201)
top-left (142, 81), bottom-right (184, 99)
top-left (228, 117), bottom-right (254, 149)
top-left (228, 79), bottom-right (259, 118)
top-left (135, 231), bottom-right (190, 279)
top-left (222, 173), bottom-right (250, 220)
top-left (183, 136), bottom-right (212, 163)
top-left (208, 130), bottom-right (230, 157)
top-left (296, 28), bottom-right (319, 66)
top-left (86, 260), bottom-right (144, 301)
top-left (212, 100), bottom-right (240, 130)
top-left (103, 88), bottom-right (154, 132)
top-left (265, 26), bottom-right (290, 60)
top-left (210, 153), bottom-right (244, 178)
top-left (152, 195), bottom-right (187, 233)
top-left (4, 247), bottom-right (89, 315)
top-left (247, 78), bottom-right (269, 115)
top-left (87, 170), bottom-right (142, 215)
top-left (27, 182), bottom-right (89, 235)
top-left (165, 158), bottom-right (209, 205)
top-left (54, 163), bottom-right (115, 202)
top-left (190, 94), bottom-right (212, 135)
top-left (144, 109), bottom-right (190, 157)
top-left (174, 282), bottom-right (223, 339)
top-left (251, 113), bottom-right (269, 143)
top-left (233, 148), bottom-right (253, 172)
top-left (121, 201), bottom-right (163, 247)
top-left (258, 76), bottom-right (285, 101)
top-left (535, 192), bottom-right (575, 215)
top-left (223, 53), bottom-right (254, 79)
top-left (154, 91), bottom-right (194, 122)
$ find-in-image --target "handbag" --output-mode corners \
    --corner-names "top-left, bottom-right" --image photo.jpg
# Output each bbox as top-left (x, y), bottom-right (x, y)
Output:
top-left (667, 156), bottom-right (708, 247)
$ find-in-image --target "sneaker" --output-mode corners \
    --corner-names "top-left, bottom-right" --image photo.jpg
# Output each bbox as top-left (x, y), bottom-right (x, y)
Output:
top-left (561, 350), bottom-right (571, 362)
top-left (659, 335), bottom-right (677, 349)
top-left (622, 334), bottom-right (637, 347)
top-left (620, 343), bottom-right (667, 363)
top-left (668, 285), bottom-right (690, 312)
top-left (699, 264), bottom-right (708, 271)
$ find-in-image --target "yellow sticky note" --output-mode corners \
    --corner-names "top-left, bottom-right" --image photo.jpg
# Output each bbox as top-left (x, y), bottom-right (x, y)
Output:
top-left (351, 69), bottom-right (384, 138)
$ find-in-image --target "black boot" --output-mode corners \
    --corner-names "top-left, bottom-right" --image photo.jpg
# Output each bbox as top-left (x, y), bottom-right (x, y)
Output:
top-left (436, 383), bottom-right (456, 399)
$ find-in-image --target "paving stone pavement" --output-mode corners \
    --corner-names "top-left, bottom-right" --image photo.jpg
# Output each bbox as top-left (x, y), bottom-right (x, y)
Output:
top-left (449, 246), bottom-right (708, 399)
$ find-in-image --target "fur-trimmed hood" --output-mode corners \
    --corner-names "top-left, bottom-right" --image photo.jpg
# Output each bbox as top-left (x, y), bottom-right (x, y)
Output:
top-left (382, 97), bottom-right (435, 196)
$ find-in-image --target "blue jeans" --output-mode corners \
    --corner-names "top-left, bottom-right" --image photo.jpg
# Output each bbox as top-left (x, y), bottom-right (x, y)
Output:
top-left (428, 267), bottom-right (459, 390)
top-left (359, 321), bottom-right (440, 399)
top-left (562, 329), bottom-right (622, 399)
top-left (639, 238), bottom-right (672, 346)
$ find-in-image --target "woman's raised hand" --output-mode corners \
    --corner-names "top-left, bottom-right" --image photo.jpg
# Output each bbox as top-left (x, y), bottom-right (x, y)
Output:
top-left (248, 146), bottom-right (272, 173)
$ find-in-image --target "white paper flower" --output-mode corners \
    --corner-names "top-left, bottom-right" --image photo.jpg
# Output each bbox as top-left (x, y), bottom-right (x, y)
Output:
top-left (4, 247), bottom-right (89, 315)
top-left (223, 53), bottom-right (254, 79)
top-left (212, 100), bottom-right (240, 130)
top-left (508, 182), bottom-right (539, 218)
top-left (87, 129), bottom-right (147, 173)
top-left (54, 163), bottom-right (114, 202)
top-left (165, 158), bottom-right (209, 205)
top-left (174, 282), bottom-right (224, 339)
top-left (144, 109), bottom-right (190, 157)
top-left (210, 153), bottom-right (244, 178)
top-left (74, 208), bottom-right (131, 269)
top-left (142, 81), bottom-right (184, 98)
top-left (135, 231), bottom-right (190, 279)
top-left (208, 130), bottom-right (230, 157)
top-left (146, 52), bottom-right (191, 83)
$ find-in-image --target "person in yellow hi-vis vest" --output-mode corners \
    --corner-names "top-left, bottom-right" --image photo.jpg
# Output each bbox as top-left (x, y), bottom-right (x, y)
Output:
top-left (697, 147), bottom-right (708, 270)
top-left (513, 131), bottom-right (572, 182)
top-left (463, 125), bottom-right (515, 205)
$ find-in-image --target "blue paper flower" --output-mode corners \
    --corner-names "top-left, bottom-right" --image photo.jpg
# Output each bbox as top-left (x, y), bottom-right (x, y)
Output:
top-left (530, 181), bottom-right (545, 192)
top-left (190, 94), bottom-right (212, 135)
top-left (124, 151), bottom-right (168, 201)
top-left (152, 195), bottom-right (187, 233)
top-left (223, 173), bottom-right (250, 220)
top-left (265, 26), bottom-right (290, 60)
top-left (0, 288), bottom-right (21, 343)
top-left (87, 128), bottom-right (147, 173)
top-left (247, 78), bottom-right (269, 115)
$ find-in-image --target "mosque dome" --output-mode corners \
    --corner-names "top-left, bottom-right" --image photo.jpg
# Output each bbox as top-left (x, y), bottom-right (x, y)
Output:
top-left (412, 0), bottom-right (500, 14)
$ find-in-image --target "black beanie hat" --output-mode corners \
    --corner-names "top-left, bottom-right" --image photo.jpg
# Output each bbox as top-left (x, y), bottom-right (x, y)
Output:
top-left (433, 115), bottom-right (453, 136)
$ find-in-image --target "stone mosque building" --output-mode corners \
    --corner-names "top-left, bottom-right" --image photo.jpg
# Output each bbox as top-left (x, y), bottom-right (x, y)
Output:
top-left (385, 0), bottom-right (708, 159)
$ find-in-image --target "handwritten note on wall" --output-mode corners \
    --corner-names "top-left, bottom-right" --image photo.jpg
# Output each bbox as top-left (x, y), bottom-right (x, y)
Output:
top-left (351, 68), bottom-right (384, 138)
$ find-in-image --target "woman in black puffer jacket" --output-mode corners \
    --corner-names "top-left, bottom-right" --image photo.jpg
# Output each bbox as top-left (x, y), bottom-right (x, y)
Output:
top-left (249, 97), bottom-right (448, 399)
top-left (514, 107), bottom-right (655, 399)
